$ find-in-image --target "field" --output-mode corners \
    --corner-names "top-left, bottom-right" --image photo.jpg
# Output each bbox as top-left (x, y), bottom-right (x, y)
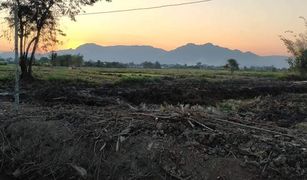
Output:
top-left (0, 65), bottom-right (291, 84)
top-left (1, 65), bottom-right (307, 180)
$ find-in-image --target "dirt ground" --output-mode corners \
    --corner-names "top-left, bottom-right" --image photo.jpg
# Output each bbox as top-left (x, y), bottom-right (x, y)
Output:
top-left (0, 77), bottom-right (307, 180)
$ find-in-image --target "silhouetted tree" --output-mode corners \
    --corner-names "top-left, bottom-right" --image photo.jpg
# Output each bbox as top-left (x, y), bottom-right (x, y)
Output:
top-left (37, 57), bottom-right (50, 66)
top-left (51, 54), bottom-right (84, 67)
top-left (225, 59), bottom-right (239, 74)
top-left (154, 61), bottom-right (161, 69)
top-left (0, 58), bottom-right (7, 65)
top-left (142, 61), bottom-right (161, 69)
top-left (196, 62), bottom-right (202, 69)
top-left (97, 60), bottom-right (102, 67)
top-left (0, 0), bottom-right (110, 79)
top-left (280, 17), bottom-right (307, 76)
top-left (50, 51), bottom-right (57, 64)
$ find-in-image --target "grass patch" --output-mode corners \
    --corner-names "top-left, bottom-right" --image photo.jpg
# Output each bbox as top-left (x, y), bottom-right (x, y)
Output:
top-left (278, 73), bottom-right (307, 81)
top-left (115, 75), bottom-right (162, 86)
top-left (0, 65), bottom-right (303, 85)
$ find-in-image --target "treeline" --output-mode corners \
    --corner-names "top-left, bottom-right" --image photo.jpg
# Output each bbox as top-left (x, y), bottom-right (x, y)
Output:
top-left (0, 54), bottom-right (285, 71)
top-left (35, 55), bottom-right (164, 69)
top-left (37, 54), bottom-right (84, 67)
top-left (0, 54), bottom-right (85, 67)
top-left (83, 61), bottom-right (221, 69)
top-left (84, 61), bottom-right (128, 68)
top-left (0, 57), bottom-right (8, 65)
top-left (82, 61), bottom-right (163, 69)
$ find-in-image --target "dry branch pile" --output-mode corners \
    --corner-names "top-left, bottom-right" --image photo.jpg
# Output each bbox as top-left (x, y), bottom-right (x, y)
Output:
top-left (0, 99), bottom-right (307, 180)
top-left (0, 78), bottom-right (307, 180)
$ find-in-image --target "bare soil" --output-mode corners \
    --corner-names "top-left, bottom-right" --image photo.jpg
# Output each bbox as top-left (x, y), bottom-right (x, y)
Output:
top-left (0, 78), bottom-right (307, 180)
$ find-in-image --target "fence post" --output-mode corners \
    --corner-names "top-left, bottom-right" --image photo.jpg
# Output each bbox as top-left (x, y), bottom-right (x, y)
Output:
top-left (14, 3), bottom-right (19, 112)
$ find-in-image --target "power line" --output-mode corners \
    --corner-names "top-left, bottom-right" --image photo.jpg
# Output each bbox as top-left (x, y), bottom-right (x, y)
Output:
top-left (77, 0), bottom-right (213, 16)
top-left (0, 0), bottom-right (213, 18)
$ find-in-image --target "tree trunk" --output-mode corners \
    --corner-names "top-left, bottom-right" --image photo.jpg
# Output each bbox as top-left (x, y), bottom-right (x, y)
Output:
top-left (26, 30), bottom-right (41, 80)
top-left (19, 55), bottom-right (28, 79)
top-left (19, 55), bottom-right (33, 80)
top-left (19, 37), bottom-right (40, 80)
top-left (28, 62), bottom-right (33, 78)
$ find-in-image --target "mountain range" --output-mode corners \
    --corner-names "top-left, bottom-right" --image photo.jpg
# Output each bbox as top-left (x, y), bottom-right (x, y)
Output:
top-left (0, 43), bottom-right (289, 68)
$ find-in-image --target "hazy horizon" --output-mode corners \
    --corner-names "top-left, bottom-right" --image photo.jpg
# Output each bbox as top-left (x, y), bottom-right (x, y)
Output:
top-left (43, 42), bottom-right (292, 57)
top-left (1, 41), bottom-right (289, 68)
top-left (0, 42), bottom-right (289, 57)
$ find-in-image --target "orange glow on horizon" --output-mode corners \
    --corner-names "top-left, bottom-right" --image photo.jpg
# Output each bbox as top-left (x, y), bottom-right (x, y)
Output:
top-left (1, 0), bottom-right (306, 57)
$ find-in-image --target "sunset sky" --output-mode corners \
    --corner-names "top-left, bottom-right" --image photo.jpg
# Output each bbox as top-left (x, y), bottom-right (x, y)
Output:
top-left (1, 0), bottom-right (307, 56)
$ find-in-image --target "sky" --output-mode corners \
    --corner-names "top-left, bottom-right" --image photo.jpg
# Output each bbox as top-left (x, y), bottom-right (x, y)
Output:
top-left (1, 0), bottom-right (307, 56)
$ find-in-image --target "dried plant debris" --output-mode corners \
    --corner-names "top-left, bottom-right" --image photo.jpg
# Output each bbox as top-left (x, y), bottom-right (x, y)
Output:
top-left (0, 78), bottom-right (306, 180)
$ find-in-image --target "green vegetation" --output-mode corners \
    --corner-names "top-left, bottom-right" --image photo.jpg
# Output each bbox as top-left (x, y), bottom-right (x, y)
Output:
top-left (0, 65), bottom-right (13, 83)
top-left (0, 65), bottom-right (297, 86)
top-left (0, 61), bottom-right (7, 66)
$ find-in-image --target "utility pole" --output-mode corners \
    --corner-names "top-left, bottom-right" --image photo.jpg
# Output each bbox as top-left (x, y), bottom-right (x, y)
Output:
top-left (14, 2), bottom-right (19, 112)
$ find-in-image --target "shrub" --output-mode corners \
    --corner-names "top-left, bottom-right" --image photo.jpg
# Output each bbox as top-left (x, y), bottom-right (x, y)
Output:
top-left (281, 17), bottom-right (307, 76)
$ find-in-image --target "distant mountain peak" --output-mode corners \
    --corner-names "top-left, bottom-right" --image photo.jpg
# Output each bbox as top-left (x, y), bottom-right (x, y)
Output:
top-left (50, 42), bottom-right (290, 68)
top-left (0, 42), bottom-right (289, 68)
top-left (76, 43), bottom-right (102, 49)
top-left (203, 42), bottom-right (215, 46)
top-left (80, 43), bottom-right (100, 46)
top-left (182, 42), bottom-right (215, 48)
top-left (185, 43), bottom-right (197, 46)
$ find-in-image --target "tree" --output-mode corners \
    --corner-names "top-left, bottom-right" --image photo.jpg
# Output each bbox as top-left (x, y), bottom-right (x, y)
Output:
top-left (154, 61), bottom-right (161, 69)
top-left (0, 58), bottom-right (7, 66)
top-left (280, 17), bottom-right (307, 76)
top-left (0, 0), bottom-right (110, 79)
top-left (71, 55), bottom-right (84, 67)
top-left (196, 62), bottom-right (202, 69)
top-left (225, 59), bottom-right (239, 74)
top-left (97, 60), bottom-right (102, 67)
top-left (50, 54), bottom-right (84, 67)
top-left (141, 61), bottom-right (161, 69)
top-left (142, 61), bottom-right (153, 69)
top-left (37, 57), bottom-right (50, 66)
